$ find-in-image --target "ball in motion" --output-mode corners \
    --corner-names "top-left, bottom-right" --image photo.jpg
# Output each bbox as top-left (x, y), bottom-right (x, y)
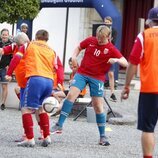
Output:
top-left (42, 97), bottom-right (59, 114)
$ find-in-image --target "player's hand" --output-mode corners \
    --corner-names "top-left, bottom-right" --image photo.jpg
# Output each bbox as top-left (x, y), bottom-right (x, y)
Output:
top-left (0, 48), bottom-right (4, 55)
top-left (107, 58), bottom-right (119, 64)
top-left (57, 83), bottom-right (64, 91)
top-left (5, 75), bottom-right (12, 82)
top-left (71, 58), bottom-right (78, 69)
top-left (121, 86), bottom-right (130, 101)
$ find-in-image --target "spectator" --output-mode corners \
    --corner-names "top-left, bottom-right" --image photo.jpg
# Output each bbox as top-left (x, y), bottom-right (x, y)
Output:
top-left (0, 28), bottom-right (13, 110)
top-left (104, 16), bottom-right (117, 102)
top-left (121, 7), bottom-right (158, 158)
top-left (20, 23), bottom-right (29, 35)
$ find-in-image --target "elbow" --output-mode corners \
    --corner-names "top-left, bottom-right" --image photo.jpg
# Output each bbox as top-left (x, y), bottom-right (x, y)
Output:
top-left (123, 61), bottom-right (128, 67)
top-left (120, 58), bottom-right (128, 67)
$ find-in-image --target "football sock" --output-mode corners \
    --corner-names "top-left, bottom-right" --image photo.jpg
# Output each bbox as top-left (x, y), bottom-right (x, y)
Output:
top-left (16, 93), bottom-right (20, 99)
top-left (96, 113), bottom-right (106, 137)
top-left (39, 113), bottom-right (50, 138)
top-left (22, 113), bottom-right (34, 139)
top-left (58, 99), bottom-right (73, 127)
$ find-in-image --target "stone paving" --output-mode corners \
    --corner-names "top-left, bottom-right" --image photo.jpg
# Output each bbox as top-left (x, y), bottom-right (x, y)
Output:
top-left (0, 80), bottom-right (158, 158)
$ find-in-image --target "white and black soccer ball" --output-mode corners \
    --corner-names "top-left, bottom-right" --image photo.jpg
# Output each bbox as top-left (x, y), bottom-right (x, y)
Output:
top-left (42, 97), bottom-right (59, 114)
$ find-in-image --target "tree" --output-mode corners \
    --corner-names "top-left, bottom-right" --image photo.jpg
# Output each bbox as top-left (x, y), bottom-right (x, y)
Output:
top-left (0, 0), bottom-right (40, 24)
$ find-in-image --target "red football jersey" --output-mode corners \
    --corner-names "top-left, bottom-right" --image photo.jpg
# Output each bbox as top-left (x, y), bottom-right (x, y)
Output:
top-left (78, 36), bottom-right (122, 81)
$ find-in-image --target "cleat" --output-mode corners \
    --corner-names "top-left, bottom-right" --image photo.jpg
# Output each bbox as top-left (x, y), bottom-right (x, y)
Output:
top-left (14, 135), bottom-right (27, 142)
top-left (17, 138), bottom-right (35, 147)
top-left (110, 93), bottom-right (117, 102)
top-left (1, 104), bottom-right (6, 110)
top-left (50, 123), bottom-right (62, 134)
top-left (99, 136), bottom-right (110, 146)
top-left (41, 136), bottom-right (51, 147)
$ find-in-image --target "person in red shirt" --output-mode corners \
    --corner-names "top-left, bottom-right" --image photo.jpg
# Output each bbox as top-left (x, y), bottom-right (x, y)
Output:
top-left (4, 30), bottom-right (56, 147)
top-left (121, 7), bottom-right (158, 158)
top-left (51, 56), bottom-right (65, 103)
top-left (51, 25), bottom-right (128, 146)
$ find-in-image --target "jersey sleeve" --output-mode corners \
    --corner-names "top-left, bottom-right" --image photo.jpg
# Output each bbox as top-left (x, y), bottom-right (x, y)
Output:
top-left (3, 43), bottom-right (16, 55)
top-left (80, 36), bottom-right (95, 49)
top-left (56, 56), bottom-right (64, 85)
top-left (6, 45), bottom-right (25, 76)
top-left (110, 44), bottom-right (123, 58)
top-left (7, 53), bottom-right (22, 76)
top-left (129, 33), bottom-right (144, 65)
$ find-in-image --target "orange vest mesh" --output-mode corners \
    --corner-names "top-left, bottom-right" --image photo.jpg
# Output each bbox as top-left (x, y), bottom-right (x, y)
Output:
top-left (25, 41), bottom-right (55, 80)
top-left (140, 28), bottom-right (158, 92)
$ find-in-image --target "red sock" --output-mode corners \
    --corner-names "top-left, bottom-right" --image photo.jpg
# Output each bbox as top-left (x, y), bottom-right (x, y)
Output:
top-left (16, 93), bottom-right (20, 99)
top-left (22, 113), bottom-right (34, 139)
top-left (38, 122), bottom-right (43, 131)
top-left (39, 113), bottom-right (50, 138)
top-left (144, 156), bottom-right (152, 158)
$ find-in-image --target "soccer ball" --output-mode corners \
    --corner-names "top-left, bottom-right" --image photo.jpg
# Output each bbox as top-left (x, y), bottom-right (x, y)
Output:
top-left (42, 97), bottom-right (59, 114)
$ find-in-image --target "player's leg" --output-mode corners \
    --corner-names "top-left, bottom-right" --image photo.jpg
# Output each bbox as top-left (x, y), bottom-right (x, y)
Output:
top-left (108, 65), bottom-right (117, 102)
top-left (18, 108), bottom-right (35, 147)
top-left (89, 77), bottom-right (110, 146)
top-left (37, 77), bottom-right (53, 147)
top-left (141, 132), bottom-right (155, 158)
top-left (17, 77), bottom-right (52, 147)
top-left (50, 73), bottom-right (87, 134)
top-left (17, 84), bottom-right (35, 147)
top-left (1, 83), bottom-right (8, 110)
top-left (1, 68), bottom-right (8, 110)
top-left (137, 93), bottom-right (158, 157)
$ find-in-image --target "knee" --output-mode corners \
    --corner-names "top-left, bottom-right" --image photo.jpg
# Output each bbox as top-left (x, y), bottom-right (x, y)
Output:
top-left (108, 71), bottom-right (114, 79)
top-left (93, 105), bottom-right (104, 114)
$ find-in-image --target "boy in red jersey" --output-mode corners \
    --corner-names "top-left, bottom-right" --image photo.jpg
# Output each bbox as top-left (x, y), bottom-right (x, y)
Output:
top-left (51, 25), bottom-right (128, 146)
top-left (121, 7), bottom-right (158, 158)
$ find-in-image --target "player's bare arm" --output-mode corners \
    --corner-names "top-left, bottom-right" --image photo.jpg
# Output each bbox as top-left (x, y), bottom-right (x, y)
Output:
top-left (121, 62), bottom-right (137, 100)
top-left (107, 57), bottom-right (128, 67)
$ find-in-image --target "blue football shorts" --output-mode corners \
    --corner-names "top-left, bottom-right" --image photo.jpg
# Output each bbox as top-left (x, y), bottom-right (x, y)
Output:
top-left (137, 92), bottom-right (158, 132)
top-left (70, 73), bottom-right (104, 97)
top-left (21, 76), bottom-right (53, 109)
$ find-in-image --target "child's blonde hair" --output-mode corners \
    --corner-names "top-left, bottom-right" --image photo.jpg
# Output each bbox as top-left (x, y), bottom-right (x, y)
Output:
top-left (96, 25), bottom-right (111, 38)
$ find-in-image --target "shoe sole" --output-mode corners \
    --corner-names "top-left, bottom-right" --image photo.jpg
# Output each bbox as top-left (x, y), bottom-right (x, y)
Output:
top-left (1, 106), bottom-right (6, 110)
top-left (41, 141), bottom-right (51, 147)
top-left (50, 130), bottom-right (62, 135)
top-left (17, 143), bottom-right (35, 147)
top-left (109, 98), bottom-right (117, 102)
top-left (14, 138), bottom-right (25, 142)
top-left (99, 142), bottom-right (110, 146)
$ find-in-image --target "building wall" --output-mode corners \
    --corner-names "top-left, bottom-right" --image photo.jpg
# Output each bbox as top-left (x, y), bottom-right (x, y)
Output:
top-left (154, 0), bottom-right (158, 6)
top-left (0, 1), bottom-right (123, 72)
